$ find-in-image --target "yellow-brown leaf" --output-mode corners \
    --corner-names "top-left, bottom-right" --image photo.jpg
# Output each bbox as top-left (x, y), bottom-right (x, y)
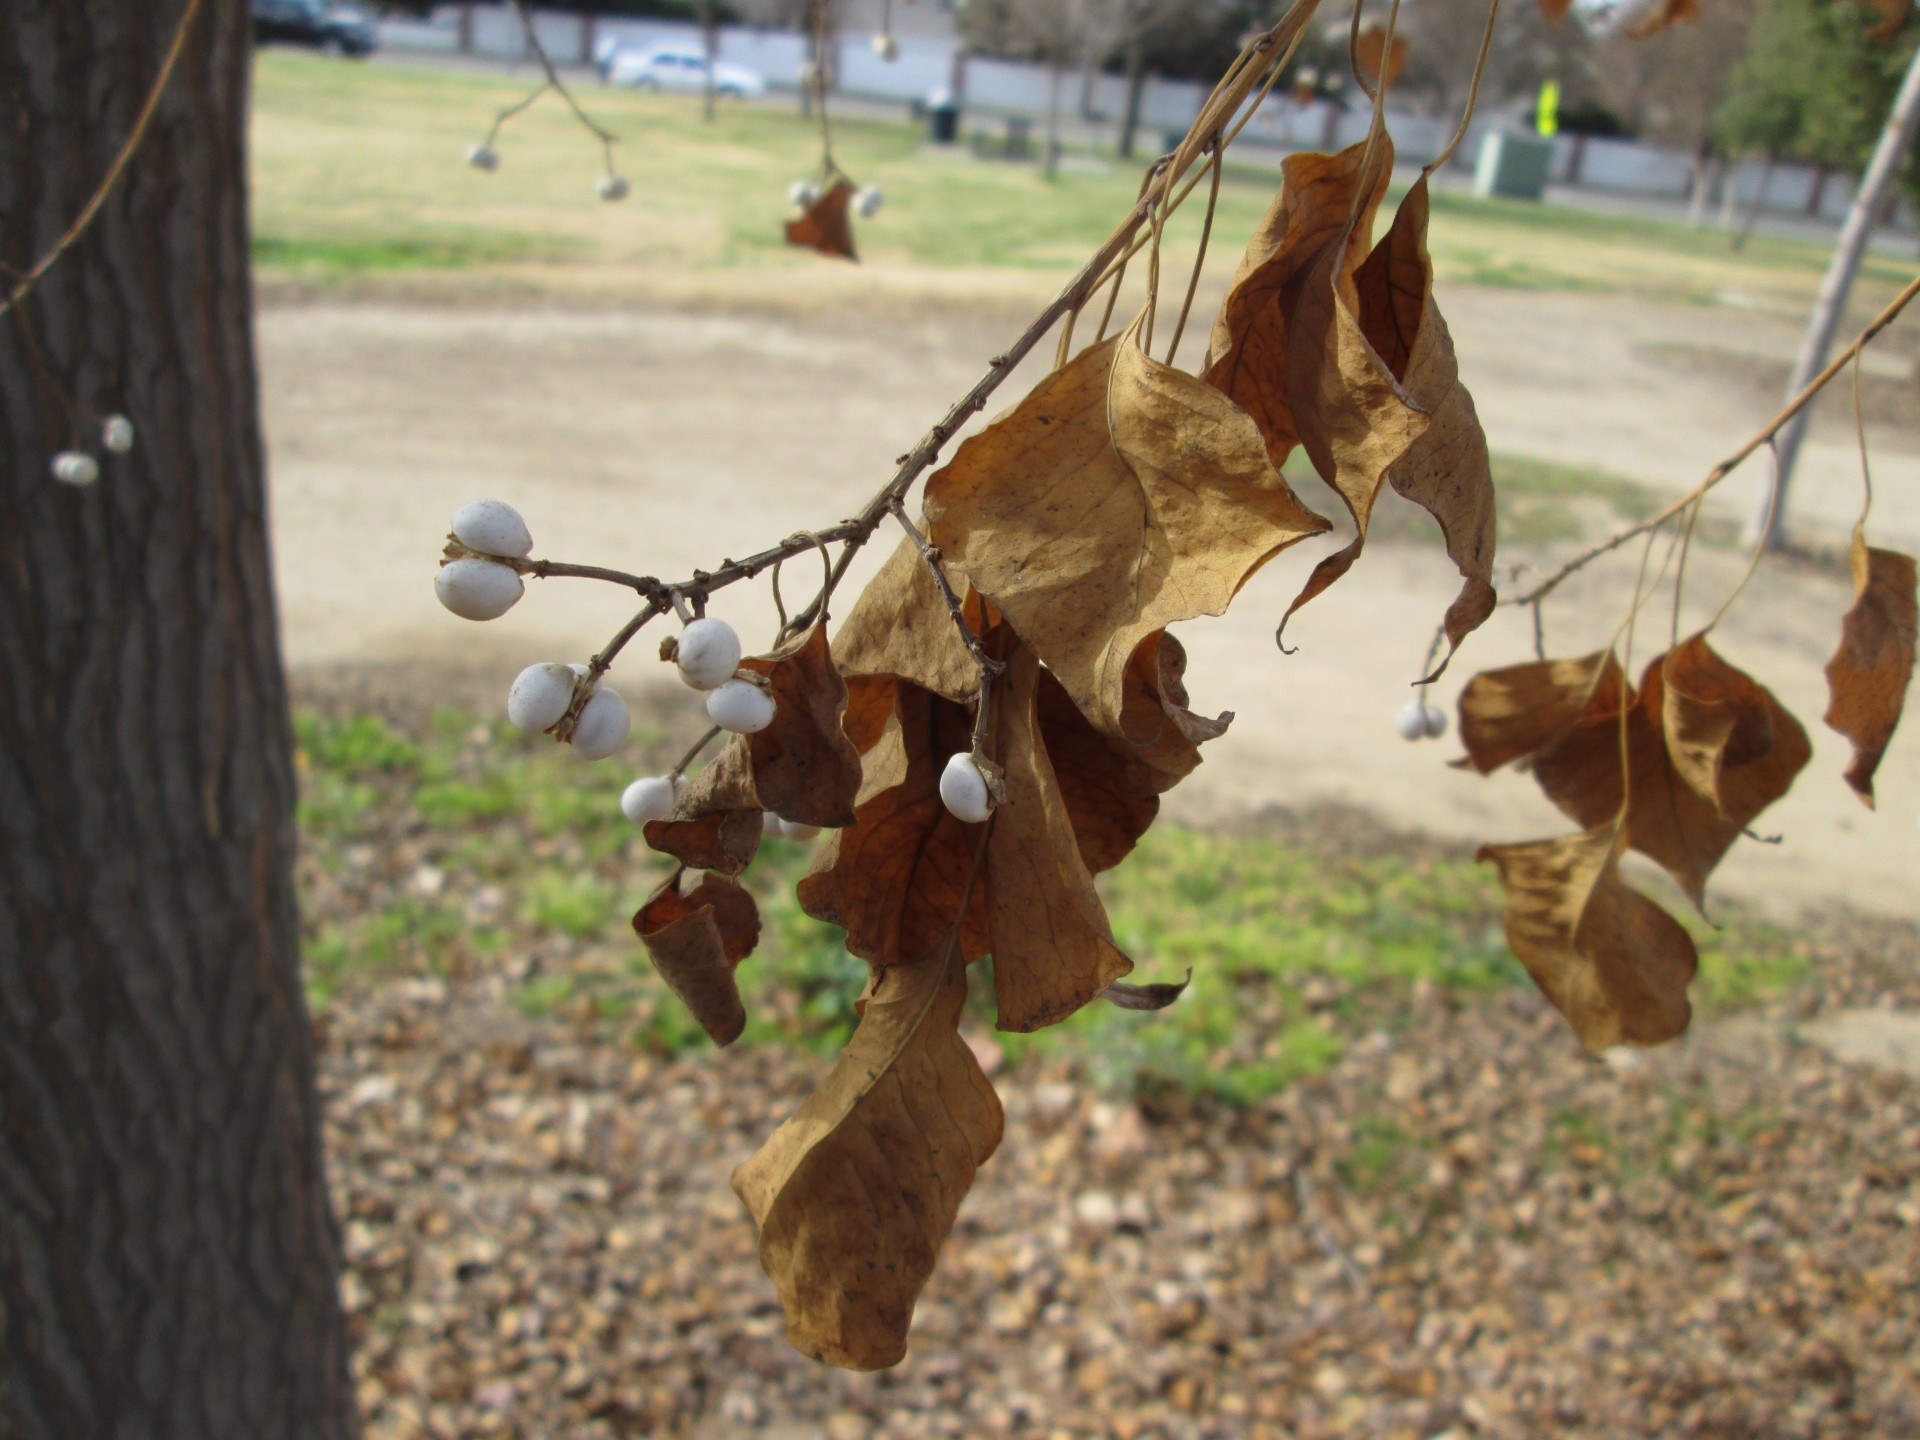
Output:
top-left (633, 872), bottom-right (761, 1046)
top-left (732, 929), bottom-right (1002, 1369)
top-left (1353, 24), bottom-right (1408, 90)
top-left (1823, 531), bottom-right (1918, 806)
top-left (1478, 826), bottom-right (1699, 1049)
top-left (740, 622), bottom-right (864, 828)
top-left (925, 323), bottom-right (1328, 740)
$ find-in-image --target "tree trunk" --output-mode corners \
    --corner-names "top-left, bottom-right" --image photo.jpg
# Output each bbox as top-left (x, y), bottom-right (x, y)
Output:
top-left (1730, 150), bottom-right (1776, 251)
top-left (0, 3), bottom-right (359, 1437)
top-left (700, 0), bottom-right (717, 122)
top-left (1118, 35), bottom-right (1145, 159)
top-left (1043, 56), bottom-right (1064, 178)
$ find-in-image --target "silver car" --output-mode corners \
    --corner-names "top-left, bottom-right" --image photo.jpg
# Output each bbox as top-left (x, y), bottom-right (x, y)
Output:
top-left (604, 44), bottom-right (767, 99)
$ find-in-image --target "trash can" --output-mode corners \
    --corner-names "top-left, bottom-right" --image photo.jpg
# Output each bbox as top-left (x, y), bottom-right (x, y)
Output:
top-left (927, 87), bottom-right (960, 144)
top-left (1472, 130), bottom-right (1554, 201)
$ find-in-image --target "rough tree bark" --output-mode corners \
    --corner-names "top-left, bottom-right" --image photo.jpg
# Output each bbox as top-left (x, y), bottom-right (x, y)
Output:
top-left (0, 3), bottom-right (359, 1437)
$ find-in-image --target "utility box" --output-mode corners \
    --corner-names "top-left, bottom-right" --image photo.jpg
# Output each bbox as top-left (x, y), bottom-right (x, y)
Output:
top-left (1473, 131), bottom-right (1554, 201)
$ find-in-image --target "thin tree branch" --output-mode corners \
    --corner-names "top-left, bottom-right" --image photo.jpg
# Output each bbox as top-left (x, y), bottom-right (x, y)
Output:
top-left (508, 0), bottom-right (621, 175)
top-left (1509, 268), bottom-right (1920, 610)
top-left (887, 501), bottom-right (1005, 678)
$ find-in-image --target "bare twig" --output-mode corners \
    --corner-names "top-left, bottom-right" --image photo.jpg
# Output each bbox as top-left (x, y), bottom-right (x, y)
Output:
top-left (672, 725), bottom-right (724, 778)
top-left (1509, 269), bottom-right (1920, 611)
top-left (887, 501), bottom-right (1005, 678)
top-left (1, 0), bottom-right (204, 320)
top-left (503, 0), bottom-right (621, 176)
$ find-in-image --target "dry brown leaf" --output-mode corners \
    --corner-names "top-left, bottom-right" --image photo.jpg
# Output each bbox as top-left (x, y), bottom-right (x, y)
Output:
top-left (1278, 133), bottom-right (1433, 637)
top-left (1113, 629), bottom-right (1232, 791)
top-left (1457, 652), bottom-right (1630, 775)
top-left (1866, 0), bottom-right (1912, 43)
top-left (1624, 0), bottom-right (1701, 38)
top-left (785, 180), bottom-right (858, 261)
top-left (739, 623), bottom-right (864, 828)
top-left (732, 927), bottom-right (1002, 1369)
top-left (832, 534), bottom-right (998, 706)
top-left (634, 871), bottom-right (762, 1046)
top-left (1479, 825), bottom-right (1699, 1049)
top-left (1353, 24), bottom-right (1409, 90)
top-left (797, 683), bottom-right (991, 966)
top-left (1102, 969), bottom-right (1192, 1011)
top-left (984, 649), bottom-right (1135, 1032)
top-left (1205, 140), bottom-right (1393, 467)
top-left (643, 802), bottom-right (763, 877)
top-left (1036, 662), bottom-right (1163, 874)
top-left (1463, 643), bottom-right (1808, 907)
top-left (1823, 531), bottom-right (1917, 806)
top-left (925, 322), bottom-right (1328, 740)
top-left (1538, 0), bottom-right (1573, 21)
top-left (1353, 174), bottom-right (1497, 671)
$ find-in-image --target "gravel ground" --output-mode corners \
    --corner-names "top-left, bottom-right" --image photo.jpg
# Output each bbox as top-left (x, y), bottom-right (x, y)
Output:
top-left (320, 862), bottom-right (1920, 1440)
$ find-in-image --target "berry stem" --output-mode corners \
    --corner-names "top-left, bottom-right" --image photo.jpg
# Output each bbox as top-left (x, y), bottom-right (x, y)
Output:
top-left (672, 725), bottom-right (724, 779)
top-left (887, 500), bottom-right (1003, 681)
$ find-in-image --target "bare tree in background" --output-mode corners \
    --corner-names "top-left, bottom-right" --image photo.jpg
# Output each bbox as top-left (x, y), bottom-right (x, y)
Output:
top-left (1397, 0), bottom-right (1595, 119)
top-left (0, 0), bottom-right (358, 1435)
top-left (1593, 0), bottom-right (1758, 224)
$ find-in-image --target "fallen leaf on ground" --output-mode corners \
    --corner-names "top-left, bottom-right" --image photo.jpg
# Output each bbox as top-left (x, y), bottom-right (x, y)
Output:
top-left (1823, 531), bottom-right (1917, 806)
top-left (925, 323), bottom-right (1327, 740)
top-left (634, 871), bottom-right (762, 1045)
top-left (1478, 825), bottom-right (1698, 1049)
top-left (732, 927), bottom-right (1002, 1369)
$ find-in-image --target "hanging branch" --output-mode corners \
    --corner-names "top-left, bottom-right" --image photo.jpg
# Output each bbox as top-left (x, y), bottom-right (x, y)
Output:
top-left (519, 6), bottom-right (1326, 681)
top-left (1, 0), bottom-right (204, 320)
top-left (489, 0), bottom-right (623, 178)
top-left (1509, 269), bottom-right (1920, 612)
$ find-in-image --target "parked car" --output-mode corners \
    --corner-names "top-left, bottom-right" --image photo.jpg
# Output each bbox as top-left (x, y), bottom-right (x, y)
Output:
top-left (604, 45), bottom-right (766, 99)
top-left (252, 0), bottom-right (378, 56)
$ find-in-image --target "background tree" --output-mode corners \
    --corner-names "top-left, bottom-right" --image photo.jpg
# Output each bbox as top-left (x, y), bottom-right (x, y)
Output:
top-left (1396, 0), bottom-right (1596, 120)
top-left (0, 2), bottom-right (358, 1436)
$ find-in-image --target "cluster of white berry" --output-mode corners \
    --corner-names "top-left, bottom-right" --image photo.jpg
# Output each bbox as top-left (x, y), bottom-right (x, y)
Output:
top-left (1395, 697), bottom-right (1450, 742)
top-left (467, 142), bottom-right (628, 203)
top-left (49, 414), bottom-right (135, 488)
top-left (786, 179), bottom-right (885, 219)
top-left (871, 31), bottom-right (899, 61)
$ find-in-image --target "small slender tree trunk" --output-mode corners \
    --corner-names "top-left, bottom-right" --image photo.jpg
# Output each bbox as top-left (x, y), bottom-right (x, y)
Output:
top-left (1118, 34), bottom-right (1145, 159)
top-left (1747, 43), bottom-right (1920, 549)
top-left (701, 0), bottom-right (717, 122)
top-left (0, 2), bottom-right (359, 1436)
top-left (1686, 144), bottom-right (1717, 228)
top-left (1731, 150), bottom-right (1776, 251)
top-left (458, 0), bottom-right (474, 52)
top-left (1043, 56), bottom-right (1064, 177)
top-left (1720, 150), bottom-right (1744, 229)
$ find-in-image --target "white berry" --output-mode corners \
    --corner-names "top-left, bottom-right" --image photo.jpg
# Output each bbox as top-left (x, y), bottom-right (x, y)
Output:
top-left (871, 31), bottom-right (899, 60)
top-left (788, 179), bottom-right (819, 208)
top-left (435, 557), bottom-right (523, 621)
top-left (939, 753), bottom-right (993, 824)
top-left (100, 415), bottom-right (135, 453)
top-left (622, 775), bottom-right (683, 823)
top-left (1423, 704), bottom-right (1448, 739)
top-left (854, 186), bottom-right (884, 219)
top-left (1395, 698), bottom-right (1431, 742)
top-left (467, 143), bottom-right (500, 171)
top-left (507, 662), bottom-right (577, 734)
top-left (51, 451), bottom-right (99, 486)
top-left (761, 810), bottom-right (785, 836)
top-left (597, 174), bottom-right (630, 202)
top-left (779, 818), bottom-right (822, 841)
top-left (707, 678), bottom-right (776, 734)
top-left (571, 686), bottom-right (631, 760)
top-left (450, 498), bottom-right (533, 559)
top-left (675, 618), bottom-right (742, 691)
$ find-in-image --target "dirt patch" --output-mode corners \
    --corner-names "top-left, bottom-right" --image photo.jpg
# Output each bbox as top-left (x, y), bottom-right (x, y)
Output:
top-left (1642, 339), bottom-right (1920, 436)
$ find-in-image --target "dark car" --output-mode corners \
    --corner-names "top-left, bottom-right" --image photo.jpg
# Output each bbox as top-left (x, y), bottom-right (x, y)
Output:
top-left (253, 0), bottom-right (378, 56)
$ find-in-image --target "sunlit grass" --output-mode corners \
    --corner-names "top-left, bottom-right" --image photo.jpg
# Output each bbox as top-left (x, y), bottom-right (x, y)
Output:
top-left (252, 50), bottom-right (1910, 314)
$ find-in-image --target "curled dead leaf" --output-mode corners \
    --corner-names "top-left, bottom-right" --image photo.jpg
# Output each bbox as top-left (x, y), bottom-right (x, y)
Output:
top-left (739, 622), bottom-right (864, 828)
top-left (1478, 825), bottom-right (1699, 1049)
top-left (1457, 651), bottom-right (1628, 775)
top-left (732, 927), bottom-right (1002, 1369)
top-left (634, 871), bottom-right (762, 1046)
top-left (786, 179), bottom-right (858, 261)
top-left (925, 321), bottom-right (1327, 741)
top-left (1866, 0), bottom-right (1912, 43)
top-left (985, 648), bottom-right (1134, 1032)
top-left (1102, 968), bottom-right (1192, 1011)
top-left (1823, 531), bottom-right (1917, 806)
top-left (1352, 174), bottom-right (1497, 672)
top-left (1205, 140), bottom-right (1393, 468)
top-left (644, 802), bottom-right (763, 877)
top-left (832, 534), bottom-right (1000, 706)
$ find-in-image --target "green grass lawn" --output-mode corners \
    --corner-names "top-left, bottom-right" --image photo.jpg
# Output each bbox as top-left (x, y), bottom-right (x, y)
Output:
top-left (252, 51), bottom-right (1915, 307)
top-left (295, 704), bottom-right (1813, 1107)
